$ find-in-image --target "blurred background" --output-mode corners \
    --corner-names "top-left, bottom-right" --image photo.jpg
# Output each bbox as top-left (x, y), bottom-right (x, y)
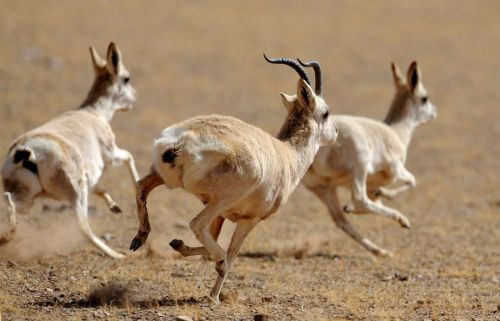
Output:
top-left (0, 1), bottom-right (498, 319)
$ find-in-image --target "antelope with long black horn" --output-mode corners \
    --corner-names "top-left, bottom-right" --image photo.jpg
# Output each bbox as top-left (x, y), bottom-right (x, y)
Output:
top-left (129, 55), bottom-right (337, 303)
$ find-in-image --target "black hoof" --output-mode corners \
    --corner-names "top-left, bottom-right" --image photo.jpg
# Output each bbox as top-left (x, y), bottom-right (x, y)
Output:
top-left (169, 239), bottom-right (184, 250)
top-left (110, 204), bottom-right (122, 213)
top-left (129, 237), bottom-right (143, 251)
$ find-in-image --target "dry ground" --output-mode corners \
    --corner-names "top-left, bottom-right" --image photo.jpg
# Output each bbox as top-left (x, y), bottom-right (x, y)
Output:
top-left (0, 1), bottom-right (499, 320)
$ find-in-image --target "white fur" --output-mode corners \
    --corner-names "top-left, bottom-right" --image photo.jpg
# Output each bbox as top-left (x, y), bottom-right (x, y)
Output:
top-left (303, 61), bottom-right (437, 257)
top-left (0, 43), bottom-right (139, 259)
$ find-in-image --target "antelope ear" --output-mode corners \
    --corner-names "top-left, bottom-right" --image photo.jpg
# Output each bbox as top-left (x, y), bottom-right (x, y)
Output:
top-left (391, 62), bottom-right (406, 88)
top-left (296, 78), bottom-right (316, 110)
top-left (106, 42), bottom-right (122, 75)
top-left (280, 92), bottom-right (294, 113)
top-left (406, 61), bottom-right (421, 92)
top-left (89, 46), bottom-right (106, 71)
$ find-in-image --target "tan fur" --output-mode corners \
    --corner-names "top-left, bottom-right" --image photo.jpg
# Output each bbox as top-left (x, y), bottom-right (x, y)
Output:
top-left (131, 73), bottom-right (338, 302)
top-left (303, 61), bottom-right (437, 257)
top-left (1, 43), bottom-right (139, 259)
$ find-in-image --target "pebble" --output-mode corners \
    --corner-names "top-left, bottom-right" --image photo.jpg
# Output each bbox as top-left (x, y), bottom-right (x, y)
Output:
top-left (175, 316), bottom-right (193, 321)
top-left (254, 314), bottom-right (270, 321)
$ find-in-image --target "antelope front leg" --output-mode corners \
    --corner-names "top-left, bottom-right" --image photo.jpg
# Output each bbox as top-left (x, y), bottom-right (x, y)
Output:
top-left (375, 166), bottom-right (416, 200)
top-left (0, 192), bottom-right (18, 245)
top-left (347, 169), bottom-right (411, 229)
top-left (113, 148), bottom-right (140, 183)
top-left (210, 218), bottom-right (259, 303)
top-left (129, 171), bottom-right (163, 251)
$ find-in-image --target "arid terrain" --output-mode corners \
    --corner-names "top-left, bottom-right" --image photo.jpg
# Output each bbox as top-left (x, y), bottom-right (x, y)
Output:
top-left (0, 1), bottom-right (499, 320)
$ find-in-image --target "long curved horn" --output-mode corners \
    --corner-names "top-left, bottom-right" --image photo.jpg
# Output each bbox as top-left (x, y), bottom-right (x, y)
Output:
top-left (263, 54), bottom-right (311, 86)
top-left (297, 58), bottom-right (322, 96)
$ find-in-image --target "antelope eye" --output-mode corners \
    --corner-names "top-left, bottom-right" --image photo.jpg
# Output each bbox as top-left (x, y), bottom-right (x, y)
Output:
top-left (322, 111), bottom-right (329, 120)
top-left (421, 96), bottom-right (428, 104)
top-left (123, 77), bottom-right (130, 84)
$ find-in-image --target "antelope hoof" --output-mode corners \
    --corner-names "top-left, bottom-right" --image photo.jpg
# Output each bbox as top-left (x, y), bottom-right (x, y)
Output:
top-left (374, 248), bottom-right (394, 258)
top-left (109, 203), bottom-right (122, 214)
top-left (129, 231), bottom-right (149, 251)
top-left (208, 294), bottom-right (220, 305)
top-left (399, 216), bottom-right (411, 229)
top-left (169, 239), bottom-right (184, 251)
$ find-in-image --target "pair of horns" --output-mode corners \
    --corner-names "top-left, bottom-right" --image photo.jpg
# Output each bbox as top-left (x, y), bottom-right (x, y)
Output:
top-left (263, 54), bottom-right (323, 96)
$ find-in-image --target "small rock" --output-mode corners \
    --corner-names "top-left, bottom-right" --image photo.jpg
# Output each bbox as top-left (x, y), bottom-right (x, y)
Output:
top-left (46, 288), bottom-right (54, 293)
top-left (176, 316), bottom-right (193, 321)
top-left (254, 314), bottom-right (270, 321)
top-left (395, 273), bottom-right (408, 281)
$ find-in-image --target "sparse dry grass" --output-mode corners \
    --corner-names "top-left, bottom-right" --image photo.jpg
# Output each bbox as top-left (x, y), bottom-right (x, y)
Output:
top-left (1, 0), bottom-right (500, 320)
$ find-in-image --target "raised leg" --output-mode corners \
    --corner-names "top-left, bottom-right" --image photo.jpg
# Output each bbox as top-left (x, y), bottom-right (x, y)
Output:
top-left (93, 186), bottom-right (122, 213)
top-left (74, 180), bottom-right (125, 259)
top-left (346, 168), bottom-right (411, 228)
top-left (113, 148), bottom-right (139, 183)
top-left (310, 186), bottom-right (392, 257)
top-left (0, 192), bottom-right (17, 245)
top-left (169, 216), bottom-right (225, 257)
top-left (169, 239), bottom-right (210, 256)
top-left (375, 166), bottom-right (416, 200)
top-left (187, 199), bottom-right (234, 266)
top-left (210, 218), bottom-right (259, 303)
top-left (129, 171), bottom-right (164, 251)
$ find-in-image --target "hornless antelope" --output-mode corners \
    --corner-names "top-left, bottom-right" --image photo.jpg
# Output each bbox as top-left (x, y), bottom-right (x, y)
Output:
top-left (0, 42), bottom-right (139, 259)
top-left (129, 55), bottom-right (338, 302)
top-left (302, 61), bottom-right (437, 257)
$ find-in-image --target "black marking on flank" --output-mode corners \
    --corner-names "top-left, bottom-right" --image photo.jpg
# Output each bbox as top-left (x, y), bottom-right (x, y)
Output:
top-left (23, 160), bottom-right (38, 174)
top-left (13, 150), bottom-right (31, 164)
top-left (162, 148), bottom-right (178, 165)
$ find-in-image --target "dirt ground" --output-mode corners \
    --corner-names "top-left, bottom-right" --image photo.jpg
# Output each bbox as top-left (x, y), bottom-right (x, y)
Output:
top-left (0, 1), bottom-right (499, 320)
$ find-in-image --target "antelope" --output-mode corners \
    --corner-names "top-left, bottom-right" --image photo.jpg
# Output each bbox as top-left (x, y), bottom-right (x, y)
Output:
top-left (129, 55), bottom-right (337, 303)
top-left (0, 42), bottom-right (139, 259)
top-left (302, 61), bottom-right (437, 257)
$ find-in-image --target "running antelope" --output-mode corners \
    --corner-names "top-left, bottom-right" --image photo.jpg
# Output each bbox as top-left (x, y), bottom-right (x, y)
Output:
top-left (302, 61), bottom-right (437, 257)
top-left (129, 55), bottom-right (337, 303)
top-left (0, 42), bottom-right (139, 259)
